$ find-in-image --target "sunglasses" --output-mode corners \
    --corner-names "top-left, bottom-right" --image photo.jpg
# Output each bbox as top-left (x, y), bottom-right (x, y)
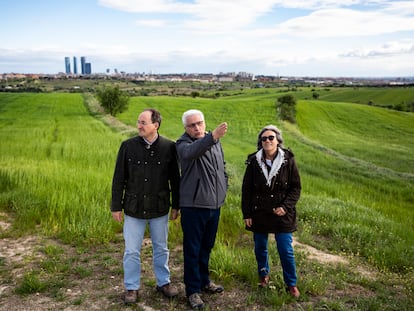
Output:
top-left (261, 135), bottom-right (276, 142)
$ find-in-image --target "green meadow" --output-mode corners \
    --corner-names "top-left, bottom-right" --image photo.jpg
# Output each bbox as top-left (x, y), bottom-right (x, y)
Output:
top-left (1, 89), bottom-right (413, 309)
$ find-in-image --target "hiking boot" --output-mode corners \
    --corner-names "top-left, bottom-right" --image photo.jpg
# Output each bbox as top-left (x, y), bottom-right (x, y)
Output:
top-left (202, 281), bottom-right (224, 293)
top-left (156, 283), bottom-right (179, 298)
top-left (288, 286), bottom-right (300, 298)
top-left (259, 275), bottom-right (270, 288)
top-left (124, 289), bottom-right (138, 304)
top-left (188, 293), bottom-right (204, 309)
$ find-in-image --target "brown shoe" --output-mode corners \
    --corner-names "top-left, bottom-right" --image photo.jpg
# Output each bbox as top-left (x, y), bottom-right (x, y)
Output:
top-left (288, 286), bottom-right (300, 298)
top-left (124, 289), bottom-right (138, 304)
top-left (202, 281), bottom-right (224, 293)
top-left (259, 275), bottom-right (270, 288)
top-left (156, 283), bottom-right (178, 298)
top-left (188, 293), bottom-right (205, 309)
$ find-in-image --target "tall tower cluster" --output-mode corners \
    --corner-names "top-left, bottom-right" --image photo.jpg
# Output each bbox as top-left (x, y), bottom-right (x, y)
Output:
top-left (64, 56), bottom-right (92, 74)
top-left (73, 56), bottom-right (78, 74)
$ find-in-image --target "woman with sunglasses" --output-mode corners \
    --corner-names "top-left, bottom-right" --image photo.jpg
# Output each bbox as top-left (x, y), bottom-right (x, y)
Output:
top-left (241, 125), bottom-right (301, 298)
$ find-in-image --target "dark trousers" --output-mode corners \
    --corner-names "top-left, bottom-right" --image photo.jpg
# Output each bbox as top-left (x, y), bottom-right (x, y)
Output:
top-left (180, 207), bottom-right (220, 297)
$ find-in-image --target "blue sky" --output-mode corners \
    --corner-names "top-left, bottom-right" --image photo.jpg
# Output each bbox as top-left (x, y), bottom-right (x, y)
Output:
top-left (1, 0), bottom-right (414, 77)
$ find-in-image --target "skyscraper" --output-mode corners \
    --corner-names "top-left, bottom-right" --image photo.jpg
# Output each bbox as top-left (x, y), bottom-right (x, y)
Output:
top-left (85, 62), bottom-right (92, 75)
top-left (64, 57), bottom-right (71, 74)
top-left (80, 56), bottom-right (86, 75)
top-left (73, 56), bottom-right (78, 74)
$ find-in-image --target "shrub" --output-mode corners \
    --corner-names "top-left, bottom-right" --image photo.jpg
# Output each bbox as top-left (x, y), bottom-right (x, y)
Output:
top-left (96, 85), bottom-right (129, 116)
top-left (276, 94), bottom-right (297, 123)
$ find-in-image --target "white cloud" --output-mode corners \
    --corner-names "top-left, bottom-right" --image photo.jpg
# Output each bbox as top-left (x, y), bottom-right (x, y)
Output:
top-left (182, 0), bottom-right (277, 31)
top-left (98, 0), bottom-right (190, 13)
top-left (265, 8), bottom-right (414, 38)
top-left (341, 40), bottom-right (414, 58)
top-left (135, 19), bottom-right (167, 27)
top-left (97, 0), bottom-right (399, 14)
top-left (382, 1), bottom-right (414, 15)
top-left (100, 0), bottom-right (277, 31)
top-left (98, 1), bottom-right (414, 38)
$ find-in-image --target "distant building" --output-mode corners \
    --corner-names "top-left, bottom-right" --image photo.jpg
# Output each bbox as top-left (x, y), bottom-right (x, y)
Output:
top-left (65, 56), bottom-right (91, 75)
top-left (73, 57), bottom-right (78, 74)
top-left (64, 57), bottom-right (71, 74)
top-left (85, 62), bottom-right (92, 75)
top-left (80, 56), bottom-right (86, 75)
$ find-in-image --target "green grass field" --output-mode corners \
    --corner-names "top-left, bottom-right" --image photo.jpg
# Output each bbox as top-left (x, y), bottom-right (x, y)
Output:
top-left (1, 90), bottom-right (413, 309)
top-left (0, 93), bottom-right (123, 243)
top-left (116, 94), bottom-right (414, 272)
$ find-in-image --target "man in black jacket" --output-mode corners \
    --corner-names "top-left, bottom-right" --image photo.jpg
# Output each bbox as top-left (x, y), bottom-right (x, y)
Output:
top-left (175, 109), bottom-right (228, 309)
top-left (111, 108), bottom-right (180, 304)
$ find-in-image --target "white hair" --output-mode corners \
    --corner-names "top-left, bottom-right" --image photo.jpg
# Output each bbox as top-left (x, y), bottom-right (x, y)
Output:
top-left (182, 109), bottom-right (204, 126)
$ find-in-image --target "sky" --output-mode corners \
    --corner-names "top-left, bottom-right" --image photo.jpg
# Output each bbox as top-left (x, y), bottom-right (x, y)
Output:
top-left (1, 0), bottom-right (414, 77)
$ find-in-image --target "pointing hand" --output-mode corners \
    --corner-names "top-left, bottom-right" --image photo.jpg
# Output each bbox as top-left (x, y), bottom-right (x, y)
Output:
top-left (212, 122), bottom-right (228, 140)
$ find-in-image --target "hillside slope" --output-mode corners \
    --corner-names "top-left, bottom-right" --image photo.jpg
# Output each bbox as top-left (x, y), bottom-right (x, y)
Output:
top-left (0, 92), bottom-right (413, 310)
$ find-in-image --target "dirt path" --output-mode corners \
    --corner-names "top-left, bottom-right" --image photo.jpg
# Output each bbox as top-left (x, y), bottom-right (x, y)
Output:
top-left (0, 234), bottom-right (259, 311)
top-left (0, 212), bottom-right (384, 311)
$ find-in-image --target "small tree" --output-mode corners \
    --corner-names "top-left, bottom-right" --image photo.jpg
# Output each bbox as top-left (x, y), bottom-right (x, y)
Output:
top-left (96, 85), bottom-right (129, 116)
top-left (276, 94), bottom-right (297, 123)
top-left (191, 91), bottom-right (200, 98)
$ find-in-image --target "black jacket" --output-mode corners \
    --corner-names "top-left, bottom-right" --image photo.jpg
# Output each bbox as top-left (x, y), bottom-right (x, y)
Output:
top-left (241, 148), bottom-right (301, 233)
top-left (111, 135), bottom-right (180, 219)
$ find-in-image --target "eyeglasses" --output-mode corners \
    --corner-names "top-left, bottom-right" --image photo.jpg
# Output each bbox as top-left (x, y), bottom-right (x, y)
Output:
top-left (261, 135), bottom-right (276, 142)
top-left (137, 120), bottom-right (154, 126)
top-left (186, 120), bottom-right (204, 129)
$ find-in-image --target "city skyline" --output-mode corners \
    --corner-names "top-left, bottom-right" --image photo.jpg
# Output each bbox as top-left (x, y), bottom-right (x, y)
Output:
top-left (64, 56), bottom-right (92, 75)
top-left (1, 0), bottom-right (414, 77)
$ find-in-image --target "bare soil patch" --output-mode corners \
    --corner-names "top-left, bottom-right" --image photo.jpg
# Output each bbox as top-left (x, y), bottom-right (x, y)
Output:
top-left (0, 216), bottom-right (393, 311)
top-left (0, 234), bottom-right (263, 311)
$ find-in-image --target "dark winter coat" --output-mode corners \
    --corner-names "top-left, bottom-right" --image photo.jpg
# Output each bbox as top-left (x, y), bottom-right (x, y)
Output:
top-left (241, 148), bottom-right (301, 233)
top-left (111, 135), bottom-right (180, 219)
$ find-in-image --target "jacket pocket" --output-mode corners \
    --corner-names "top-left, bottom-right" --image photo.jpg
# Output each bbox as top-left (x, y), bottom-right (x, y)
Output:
top-left (123, 193), bottom-right (138, 214)
top-left (158, 191), bottom-right (170, 213)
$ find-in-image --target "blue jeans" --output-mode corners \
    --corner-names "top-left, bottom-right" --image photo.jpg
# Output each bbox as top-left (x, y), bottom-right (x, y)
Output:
top-left (254, 232), bottom-right (297, 286)
top-left (181, 207), bottom-right (220, 297)
top-left (123, 214), bottom-right (170, 290)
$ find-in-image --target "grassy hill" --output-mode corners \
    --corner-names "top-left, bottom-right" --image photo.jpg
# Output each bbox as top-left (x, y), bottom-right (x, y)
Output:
top-left (313, 87), bottom-right (414, 108)
top-left (116, 94), bottom-right (414, 270)
top-left (0, 91), bottom-right (413, 310)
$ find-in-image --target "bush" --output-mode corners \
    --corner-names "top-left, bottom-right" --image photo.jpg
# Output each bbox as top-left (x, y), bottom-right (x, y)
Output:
top-left (276, 94), bottom-right (297, 123)
top-left (191, 91), bottom-right (200, 98)
top-left (96, 85), bottom-right (129, 116)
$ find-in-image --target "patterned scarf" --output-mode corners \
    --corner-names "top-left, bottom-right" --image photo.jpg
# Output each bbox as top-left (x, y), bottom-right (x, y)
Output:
top-left (256, 147), bottom-right (285, 187)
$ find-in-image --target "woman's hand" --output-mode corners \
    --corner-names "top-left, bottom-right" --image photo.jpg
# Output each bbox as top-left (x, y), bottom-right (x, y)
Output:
top-left (273, 207), bottom-right (286, 216)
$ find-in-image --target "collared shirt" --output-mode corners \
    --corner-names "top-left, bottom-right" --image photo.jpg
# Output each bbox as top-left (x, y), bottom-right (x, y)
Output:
top-left (143, 134), bottom-right (159, 147)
